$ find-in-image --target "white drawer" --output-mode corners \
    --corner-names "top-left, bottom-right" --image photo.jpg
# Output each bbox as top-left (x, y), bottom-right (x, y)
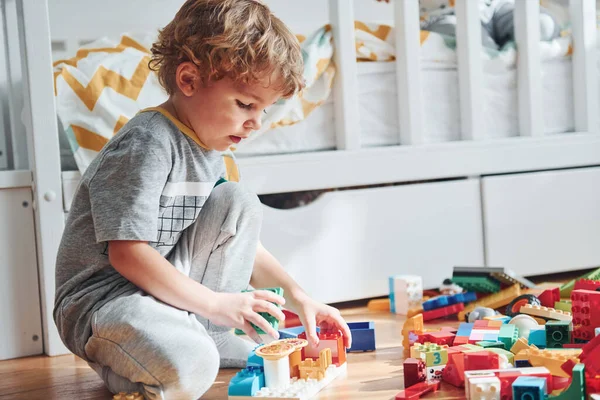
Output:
top-left (483, 166), bottom-right (600, 276)
top-left (260, 179), bottom-right (485, 303)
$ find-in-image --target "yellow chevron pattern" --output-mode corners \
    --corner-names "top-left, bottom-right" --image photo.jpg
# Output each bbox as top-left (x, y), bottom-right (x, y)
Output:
top-left (59, 56), bottom-right (151, 111)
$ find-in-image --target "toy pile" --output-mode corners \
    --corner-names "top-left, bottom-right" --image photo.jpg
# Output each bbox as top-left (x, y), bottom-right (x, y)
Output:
top-left (227, 287), bottom-right (377, 399)
top-left (388, 266), bottom-right (600, 400)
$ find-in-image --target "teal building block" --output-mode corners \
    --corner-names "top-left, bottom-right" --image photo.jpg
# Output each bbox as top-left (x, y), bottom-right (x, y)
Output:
top-left (512, 376), bottom-right (547, 400)
top-left (546, 320), bottom-right (572, 348)
top-left (228, 366), bottom-right (265, 396)
top-left (551, 363), bottom-right (586, 400)
top-left (528, 327), bottom-right (546, 348)
top-left (235, 287), bottom-right (283, 336)
top-left (499, 324), bottom-right (518, 350)
top-left (476, 341), bottom-right (506, 349)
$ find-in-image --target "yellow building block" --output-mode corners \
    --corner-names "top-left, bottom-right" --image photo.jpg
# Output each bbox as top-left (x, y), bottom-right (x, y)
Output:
top-left (510, 337), bottom-right (534, 355)
top-left (458, 284), bottom-right (521, 321)
top-left (367, 298), bottom-right (390, 312)
top-left (519, 304), bottom-right (573, 322)
top-left (527, 349), bottom-right (580, 378)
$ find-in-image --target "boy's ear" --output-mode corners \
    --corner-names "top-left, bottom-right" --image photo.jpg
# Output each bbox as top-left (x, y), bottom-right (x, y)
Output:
top-left (175, 62), bottom-right (200, 96)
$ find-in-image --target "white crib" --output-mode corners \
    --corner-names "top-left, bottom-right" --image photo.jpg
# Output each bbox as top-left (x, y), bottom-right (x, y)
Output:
top-left (2, 0), bottom-right (600, 359)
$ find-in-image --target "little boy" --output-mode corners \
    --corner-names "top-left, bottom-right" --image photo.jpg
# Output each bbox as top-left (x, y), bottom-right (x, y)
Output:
top-left (53, 1), bottom-right (352, 398)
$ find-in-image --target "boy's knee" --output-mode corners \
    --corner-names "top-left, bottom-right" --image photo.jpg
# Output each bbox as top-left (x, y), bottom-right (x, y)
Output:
top-left (212, 182), bottom-right (262, 214)
top-left (163, 337), bottom-right (220, 399)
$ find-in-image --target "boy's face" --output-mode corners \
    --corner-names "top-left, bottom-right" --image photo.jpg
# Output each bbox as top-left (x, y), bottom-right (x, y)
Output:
top-left (176, 65), bottom-right (283, 151)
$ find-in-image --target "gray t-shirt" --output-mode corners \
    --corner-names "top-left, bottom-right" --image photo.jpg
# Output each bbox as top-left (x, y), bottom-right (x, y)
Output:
top-left (53, 108), bottom-right (238, 358)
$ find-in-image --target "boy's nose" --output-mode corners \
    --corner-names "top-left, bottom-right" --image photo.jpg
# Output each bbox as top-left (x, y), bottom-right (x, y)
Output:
top-left (245, 115), bottom-right (262, 131)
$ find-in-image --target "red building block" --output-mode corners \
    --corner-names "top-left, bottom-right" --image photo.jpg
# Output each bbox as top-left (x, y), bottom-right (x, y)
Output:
top-left (422, 303), bottom-right (465, 322)
top-left (561, 358), bottom-right (577, 376)
top-left (581, 332), bottom-right (600, 362)
top-left (403, 358), bottom-right (426, 388)
top-left (281, 309), bottom-right (302, 328)
top-left (395, 381), bottom-right (441, 400)
top-left (538, 287), bottom-right (560, 308)
top-left (586, 373), bottom-right (600, 394)
top-left (298, 329), bottom-right (346, 366)
top-left (442, 352), bottom-right (465, 387)
top-left (464, 351), bottom-right (501, 371)
top-left (424, 331), bottom-right (456, 346)
top-left (574, 279), bottom-right (600, 291)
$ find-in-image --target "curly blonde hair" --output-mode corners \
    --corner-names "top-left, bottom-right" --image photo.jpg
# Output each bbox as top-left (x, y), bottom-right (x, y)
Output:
top-left (149, 0), bottom-right (304, 98)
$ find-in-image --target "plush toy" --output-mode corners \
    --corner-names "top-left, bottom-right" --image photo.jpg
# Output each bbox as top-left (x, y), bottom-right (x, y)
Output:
top-left (418, 0), bottom-right (561, 49)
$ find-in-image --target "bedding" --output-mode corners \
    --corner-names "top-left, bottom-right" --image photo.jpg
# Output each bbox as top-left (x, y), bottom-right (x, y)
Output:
top-left (54, 15), bottom-right (577, 171)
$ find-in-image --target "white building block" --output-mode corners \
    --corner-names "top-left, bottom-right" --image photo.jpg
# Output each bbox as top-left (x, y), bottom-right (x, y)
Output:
top-left (467, 376), bottom-right (501, 400)
top-left (389, 275), bottom-right (422, 315)
top-left (228, 363), bottom-right (347, 400)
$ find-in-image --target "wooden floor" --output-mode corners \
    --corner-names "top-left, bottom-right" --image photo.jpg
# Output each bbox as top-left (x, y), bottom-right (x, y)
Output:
top-left (0, 304), bottom-right (466, 400)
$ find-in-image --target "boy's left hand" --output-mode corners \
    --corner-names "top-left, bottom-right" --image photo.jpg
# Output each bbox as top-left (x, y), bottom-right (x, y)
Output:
top-left (293, 295), bottom-right (352, 349)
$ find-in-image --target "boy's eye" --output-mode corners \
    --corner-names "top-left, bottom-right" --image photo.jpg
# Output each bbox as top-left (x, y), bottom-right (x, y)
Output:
top-left (236, 100), bottom-right (252, 110)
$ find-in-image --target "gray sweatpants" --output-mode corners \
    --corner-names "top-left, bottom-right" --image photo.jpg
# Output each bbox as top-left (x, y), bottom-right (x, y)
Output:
top-left (84, 182), bottom-right (262, 399)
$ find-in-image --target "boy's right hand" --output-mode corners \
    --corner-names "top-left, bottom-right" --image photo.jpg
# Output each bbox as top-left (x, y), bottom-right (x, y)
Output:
top-left (207, 290), bottom-right (286, 343)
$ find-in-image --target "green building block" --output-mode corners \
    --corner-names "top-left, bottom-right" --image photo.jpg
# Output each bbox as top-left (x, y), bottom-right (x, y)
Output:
top-left (234, 287), bottom-right (284, 336)
top-left (487, 348), bottom-right (514, 365)
top-left (554, 300), bottom-right (572, 313)
top-left (551, 363), bottom-right (586, 400)
top-left (560, 267), bottom-right (600, 297)
top-left (546, 320), bottom-right (572, 349)
top-left (476, 341), bottom-right (506, 349)
top-left (451, 275), bottom-right (501, 293)
top-left (498, 324), bottom-right (519, 351)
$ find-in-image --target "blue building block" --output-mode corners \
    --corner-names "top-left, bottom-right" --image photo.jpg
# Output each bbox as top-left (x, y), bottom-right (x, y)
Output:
top-left (422, 292), bottom-right (477, 311)
top-left (528, 327), bottom-right (546, 349)
top-left (228, 366), bottom-right (265, 396)
top-left (247, 348), bottom-right (264, 368)
top-left (515, 359), bottom-right (533, 368)
top-left (512, 376), bottom-right (547, 400)
top-left (389, 290), bottom-right (396, 314)
top-left (456, 322), bottom-right (474, 338)
top-left (347, 321), bottom-right (376, 352)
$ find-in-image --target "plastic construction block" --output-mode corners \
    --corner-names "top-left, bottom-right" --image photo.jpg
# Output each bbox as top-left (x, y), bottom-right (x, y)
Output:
top-left (395, 380), bottom-right (441, 400)
top-left (487, 348), bottom-right (515, 365)
top-left (587, 372), bottom-right (600, 395)
top-left (389, 275), bottom-right (423, 315)
top-left (554, 300), bottom-right (572, 313)
top-left (453, 266), bottom-right (536, 289)
top-left (550, 363), bottom-right (585, 400)
top-left (442, 352), bottom-right (465, 387)
top-left (510, 337), bottom-right (534, 355)
top-left (367, 298), bottom-right (390, 312)
top-left (467, 376), bottom-right (501, 400)
top-left (574, 279), bottom-right (600, 291)
top-left (498, 324), bottom-right (519, 351)
top-left (485, 314), bottom-right (512, 324)
top-left (459, 284), bottom-right (522, 321)
top-left (347, 321), bottom-right (376, 352)
top-left (235, 287), bottom-right (283, 336)
top-left (403, 358), bottom-right (426, 388)
top-left (451, 275), bottom-right (501, 294)
top-left (519, 304), bottom-right (573, 322)
top-left (545, 320), bottom-right (572, 348)
top-left (560, 266), bottom-right (600, 298)
top-left (528, 349), bottom-right (581, 378)
top-left (299, 329), bottom-right (346, 366)
top-left (402, 314), bottom-right (424, 356)
top-left (281, 309), bottom-right (302, 328)
top-left (572, 289), bottom-right (600, 341)
top-left (515, 360), bottom-right (533, 368)
top-left (477, 341), bottom-right (506, 349)
top-left (528, 327), bottom-right (546, 348)
top-left (512, 376), bottom-right (547, 400)
top-left (465, 367), bottom-right (553, 400)
top-left (278, 326), bottom-right (320, 340)
top-left (537, 287), bottom-right (560, 308)
top-left (420, 331), bottom-right (456, 346)
top-left (422, 303), bottom-right (464, 322)
top-left (464, 351), bottom-right (501, 371)
top-left (422, 292), bottom-right (477, 311)
top-left (228, 366), bottom-right (265, 396)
